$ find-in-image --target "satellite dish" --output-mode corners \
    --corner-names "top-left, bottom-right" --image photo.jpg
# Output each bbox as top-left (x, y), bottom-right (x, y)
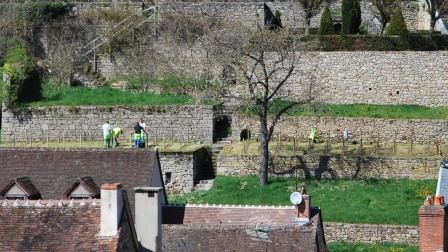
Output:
top-left (290, 192), bottom-right (302, 205)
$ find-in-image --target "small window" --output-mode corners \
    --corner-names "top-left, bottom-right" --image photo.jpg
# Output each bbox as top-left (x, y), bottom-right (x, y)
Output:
top-left (6, 196), bottom-right (25, 200)
top-left (396, 91), bottom-right (400, 95)
top-left (165, 172), bottom-right (172, 185)
top-left (70, 196), bottom-right (90, 200)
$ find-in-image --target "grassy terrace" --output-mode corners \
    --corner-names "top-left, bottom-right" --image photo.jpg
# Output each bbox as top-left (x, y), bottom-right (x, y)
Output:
top-left (0, 86), bottom-right (440, 250)
top-left (168, 176), bottom-right (433, 226)
top-left (222, 139), bottom-right (444, 157)
top-left (19, 85), bottom-right (448, 120)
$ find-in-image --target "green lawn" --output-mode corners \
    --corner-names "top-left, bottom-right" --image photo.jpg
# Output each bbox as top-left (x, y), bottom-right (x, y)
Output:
top-left (326, 242), bottom-right (418, 252)
top-left (168, 176), bottom-right (435, 226)
top-left (17, 85), bottom-right (448, 120)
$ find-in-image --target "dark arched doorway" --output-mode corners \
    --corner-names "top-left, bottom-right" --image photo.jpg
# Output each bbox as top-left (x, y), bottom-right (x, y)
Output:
top-left (240, 129), bottom-right (250, 141)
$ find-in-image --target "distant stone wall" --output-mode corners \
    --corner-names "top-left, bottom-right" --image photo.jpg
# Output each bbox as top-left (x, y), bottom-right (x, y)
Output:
top-left (217, 154), bottom-right (440, 179)
top-left (231, 114), bottom-right (448, 144)
top-left (286, 51), bottom-right (448, 107)
top-left (157, 1), bottom-right (422, 32)
top-left (324, 223), bottom-right (419, 245)
top-left (1, 105), bottom-right (214, 144)
top-left (159, 148), bottom-right (206, 194)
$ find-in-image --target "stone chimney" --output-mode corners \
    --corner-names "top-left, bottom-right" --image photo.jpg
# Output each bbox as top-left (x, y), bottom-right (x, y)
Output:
top-left (134, 187), bottom-right (163, 252)
top-left (100, 183), bottom-right (123, 236)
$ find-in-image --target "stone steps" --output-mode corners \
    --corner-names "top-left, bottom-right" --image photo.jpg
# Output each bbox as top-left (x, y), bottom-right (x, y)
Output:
top-left (216, 137), bottom-right (232, 145)
top-left (194, 179), bottom-right (214, 191)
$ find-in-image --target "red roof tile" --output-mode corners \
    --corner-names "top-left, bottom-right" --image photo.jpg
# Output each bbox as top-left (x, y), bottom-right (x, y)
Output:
top-left (0, 148), bottom-right (166, 216)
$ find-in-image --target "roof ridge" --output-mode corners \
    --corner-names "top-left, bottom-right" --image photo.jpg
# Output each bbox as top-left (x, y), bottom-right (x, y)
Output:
top-left (163, 203), bottom-right (295, 209)
top-left (1, 198), bottom-right (101, 208)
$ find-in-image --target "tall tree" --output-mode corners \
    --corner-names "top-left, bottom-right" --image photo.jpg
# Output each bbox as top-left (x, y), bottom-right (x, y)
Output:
top-left (385, 7), bottom-right (409, 35)
top-left (341, 0), bottom-right (362, 34)
top-left (317, 5), bottom-right (336, 35)
top-left (208, 25), bottom-right (313, 186)
top-left (296, 0), bottom-right (325, 35)
top-left (369, 0), bottom-right (399, 35)
top-left (424, 0), bottom-right (448, 34)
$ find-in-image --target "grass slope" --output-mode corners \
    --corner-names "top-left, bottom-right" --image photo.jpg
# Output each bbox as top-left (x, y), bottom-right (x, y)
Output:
top-left (168, 176), bottom-right (436, 226)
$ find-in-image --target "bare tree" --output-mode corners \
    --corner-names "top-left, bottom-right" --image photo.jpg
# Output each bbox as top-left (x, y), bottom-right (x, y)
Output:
top-left (424, 0), bottom-right (448, 34)
top-left (42, 19), bottom-right (86, 89)
top-left (369, 0), bottom-right (399, 35)
top-left (112, 25), bottom-right (158, 92)
top-left (156, 7), bottom-right (223, 102)
top-left (296, 0), bottom-right (325, 35)
top-left (208, 26), bottom-right (313, 186)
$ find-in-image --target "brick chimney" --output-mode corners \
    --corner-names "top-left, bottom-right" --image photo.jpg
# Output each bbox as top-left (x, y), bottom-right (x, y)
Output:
top-left (295, 194), bottom-right (311, 222)
top-left (134, 187), bottom-right (163, 252)
top-left (418, 201), bottom-right (448, 252)
top-left (100, 183), bottom-right (123, 236)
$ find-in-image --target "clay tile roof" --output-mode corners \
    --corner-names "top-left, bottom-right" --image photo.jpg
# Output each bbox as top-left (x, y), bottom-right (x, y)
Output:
top-left (0, 148), bottom-right (166, 216)
top-left (0, 176), bottom-right (41, 198)
top-left (0, 205), bottom-right (118, 251)
top-left (62, 176), bottom-right (100, 199)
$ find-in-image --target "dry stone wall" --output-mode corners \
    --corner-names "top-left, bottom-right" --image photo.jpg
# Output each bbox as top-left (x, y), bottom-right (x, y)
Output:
top-left (217, 154), bottom-right (440, 179)
top-left (324, 223), bottom-right (419, 245)
top-left (231, 114), bottom-right (448, 144)
top-left (157, 0), bottom-right (422, 33)
top-left (1, 105), bottom-right (214, 144)
top-left (287, 51), bottom-right (448, 107)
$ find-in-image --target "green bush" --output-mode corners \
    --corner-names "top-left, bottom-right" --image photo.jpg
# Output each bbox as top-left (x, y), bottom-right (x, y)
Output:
top-left (341, 0), bottom-right (361, 34)
top-left (317, 5), bottom-right (336, 35)
top-left (274, 10), bottom-right (283, 28)
top-left (1, 45), bottom-right (36, 108)
top-left (385, 7), bottom-right (409, 35)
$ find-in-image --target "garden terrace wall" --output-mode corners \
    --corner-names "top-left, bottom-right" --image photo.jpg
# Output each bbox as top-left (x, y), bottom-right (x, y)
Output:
top-left (1, 105), bottom-right (214, 144)
top-left (217, 155), bottom-right (440, 179)
top-left (231, 114), bottom-right (448, 145)
top-left (157, 1), bottom-right (421, 33)
top-left (324, 223), bottom-right (419, 245)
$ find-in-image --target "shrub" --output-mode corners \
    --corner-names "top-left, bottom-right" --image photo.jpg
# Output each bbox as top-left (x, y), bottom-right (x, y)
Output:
top-left (1, 45), bottom-right (36, 108)
top-left (385, 7), bottom-right (409, 35)
top-left (341, 0), bottom-right (361, 34)
top-left (317, 5), bottom-right (336, 35)
top-left (274, 10), bottom-right (283, 28)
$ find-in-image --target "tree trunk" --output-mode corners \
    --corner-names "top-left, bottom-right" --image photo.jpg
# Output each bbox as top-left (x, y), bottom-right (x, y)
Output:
top-left (305, 19), bottom-right (311, 35)
top-left (430, 17), bottom-right (436, 34)
top-left (260, 118), bottom-right (269, 186)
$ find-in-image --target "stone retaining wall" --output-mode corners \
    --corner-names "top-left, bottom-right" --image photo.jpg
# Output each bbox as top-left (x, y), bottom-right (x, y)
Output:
top-left (324, 223), bottom-right (419, 245)
top-left (231, 114), bottom-right (448, 145)
top-left (217, 154), bottom-right (440, 179)
top-left (1, 105), bottom-right (214, 144)
top-left (157, 0), bottom-right (423, 33)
